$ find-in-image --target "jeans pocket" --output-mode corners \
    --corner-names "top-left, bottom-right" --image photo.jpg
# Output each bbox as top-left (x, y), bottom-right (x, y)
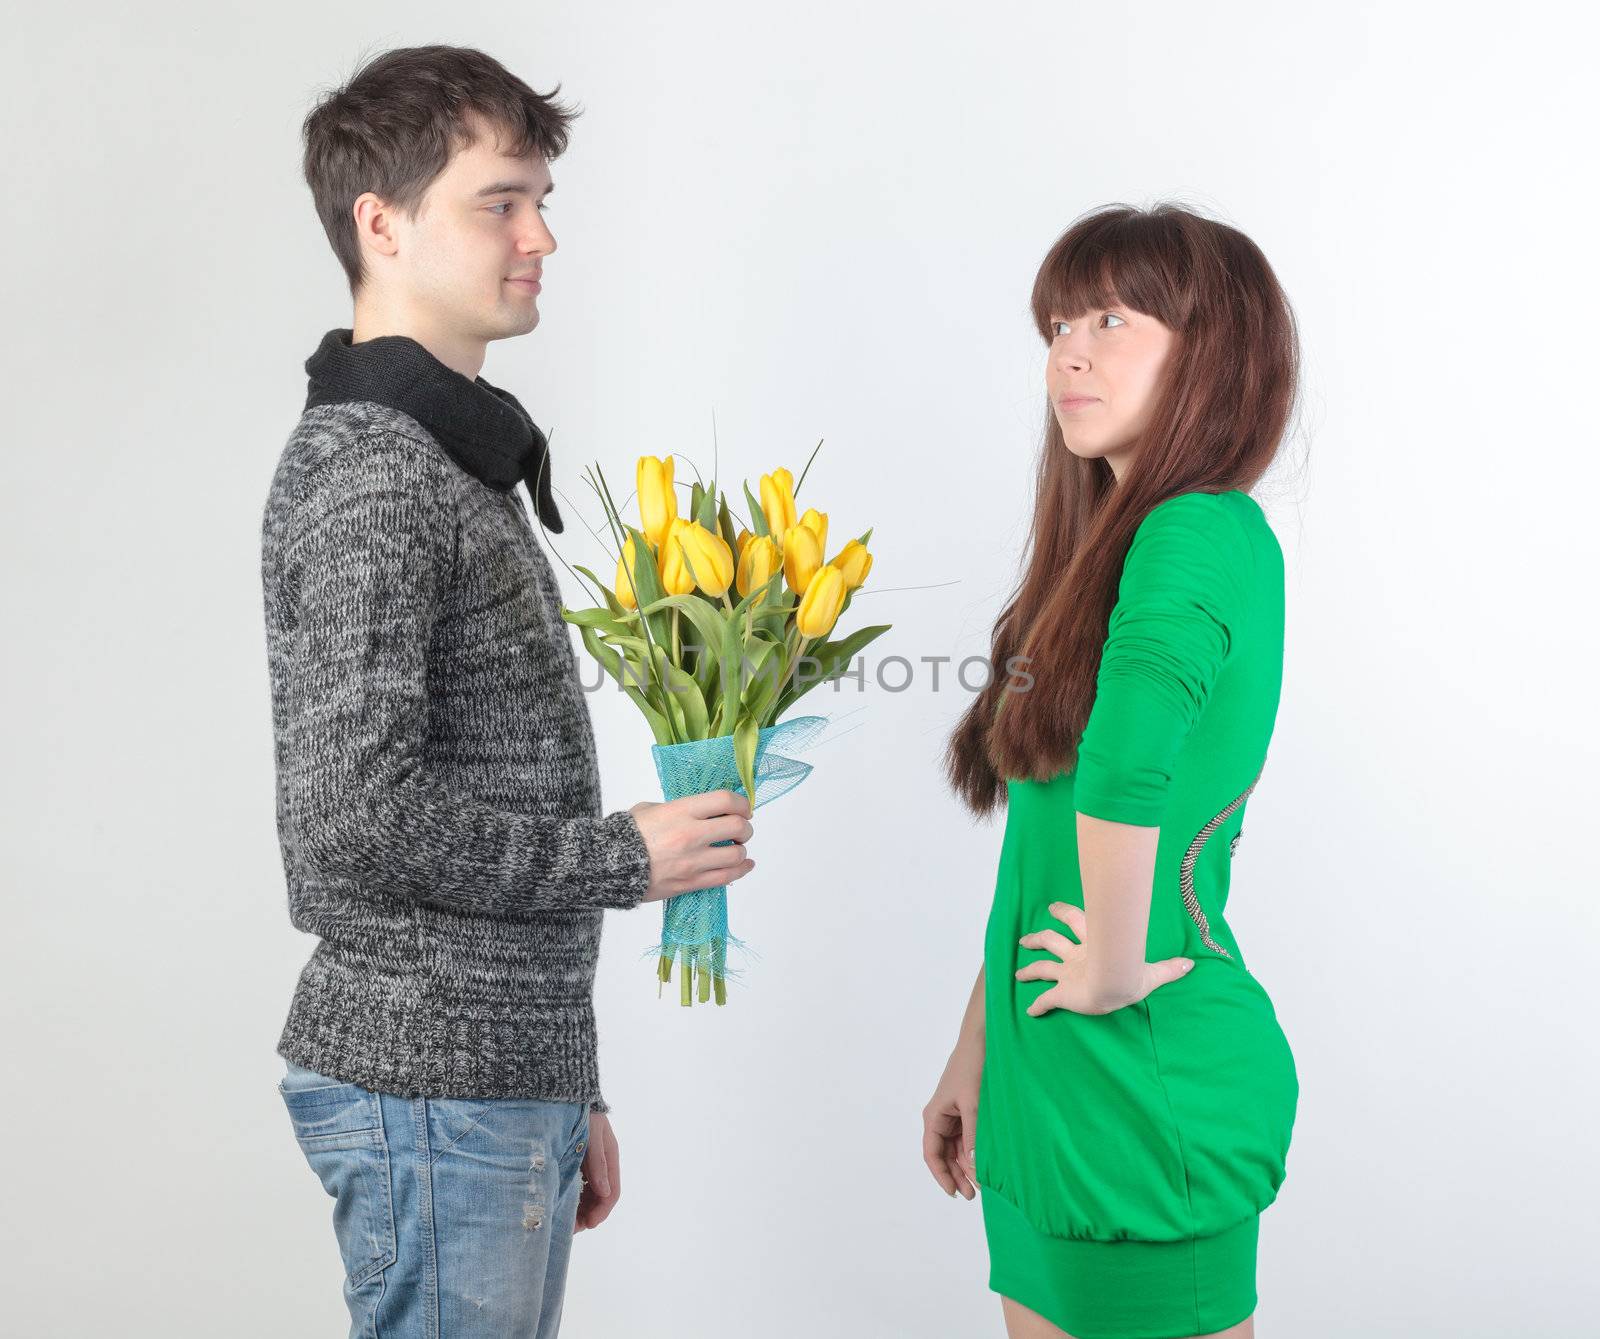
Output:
top-left (570, 1106), bottom-right (591, 1162)
top-left (279, 1069), bottom-right (397, 1288)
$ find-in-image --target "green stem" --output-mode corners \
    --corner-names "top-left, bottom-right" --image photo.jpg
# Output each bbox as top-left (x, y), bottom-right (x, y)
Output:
top-left (770, 634), bottom-right (812, 725)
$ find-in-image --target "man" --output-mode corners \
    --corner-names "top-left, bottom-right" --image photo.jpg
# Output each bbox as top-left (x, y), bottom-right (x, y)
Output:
top-left (261, 44), bottom-right (755, 1337)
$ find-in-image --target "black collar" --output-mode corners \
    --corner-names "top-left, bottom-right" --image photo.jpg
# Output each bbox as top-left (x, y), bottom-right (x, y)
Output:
top-left (304, 327), bottom-right (563, 532)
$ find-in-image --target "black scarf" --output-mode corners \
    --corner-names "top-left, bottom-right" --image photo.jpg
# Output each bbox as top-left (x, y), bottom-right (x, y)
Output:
top-left (304, 327), bottom-right (563, 533)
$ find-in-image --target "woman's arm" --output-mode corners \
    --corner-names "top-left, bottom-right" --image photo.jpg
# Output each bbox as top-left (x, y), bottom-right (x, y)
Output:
top-left (1075, 814), bottom-right (1163, 1009)
top-left (921, 963), bottom-right (986, 1199)
top-left (958, 961), bottom-right (986, 1045)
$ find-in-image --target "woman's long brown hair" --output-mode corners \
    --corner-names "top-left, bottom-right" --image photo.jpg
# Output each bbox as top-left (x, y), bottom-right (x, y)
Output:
top-left (946, 203), bottom-right (1301, 815)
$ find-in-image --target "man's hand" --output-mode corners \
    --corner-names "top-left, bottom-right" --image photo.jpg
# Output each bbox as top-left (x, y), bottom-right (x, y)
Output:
top-left (574, 1111), bottom-right (620, 1232)
top-left (630, 789), bottom-right (755, 903)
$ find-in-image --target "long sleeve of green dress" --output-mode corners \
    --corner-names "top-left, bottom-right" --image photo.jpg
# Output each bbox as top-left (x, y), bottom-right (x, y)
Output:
top-left (1072, 491), bottom-right (1255, 826)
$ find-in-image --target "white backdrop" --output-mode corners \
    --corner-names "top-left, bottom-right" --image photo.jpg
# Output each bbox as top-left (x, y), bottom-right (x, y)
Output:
top-left (3, 2), bottom-right (1596, 1335)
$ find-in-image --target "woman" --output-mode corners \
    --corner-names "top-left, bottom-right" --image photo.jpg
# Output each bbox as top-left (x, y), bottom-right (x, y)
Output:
top-left (924, 204), bottom-right (1301, 1339)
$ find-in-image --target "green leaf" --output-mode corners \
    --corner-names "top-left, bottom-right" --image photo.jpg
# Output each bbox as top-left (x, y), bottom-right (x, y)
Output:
top-left (695, 483), bottom-right (719, 531)
top-left (743, 482), bottom-right (770, 538)
top-left (689, 481), bottom-right (706, 525)
top-left (740, 637), bottom-right (786, 724)
top-left (670, 660), bottom-right (710, 739)
top-left (562, 605), bottom-right (634, 635)
top-left (573, 564), bottom-right (628, 618)
top-left (728, 568), bottom-right (789, 621)
top-left (774, 623), bottom-right (892, 718)
top-left (580, 625), bottom-right (674, 744)
top-left (793, 437), bottom-right (824, 497)
top-left (733, 712), bottom-right (759, 805)
top-left (642, 593), bottom-right (741, 728)
top-left (717, 495), bottom-right (737, 550)
top-left (642, 594), bottom-right (732, 664)
top-left (619, 639), bottom-right (709, 740)
top-left (754, 604), bottom-right (792, 643)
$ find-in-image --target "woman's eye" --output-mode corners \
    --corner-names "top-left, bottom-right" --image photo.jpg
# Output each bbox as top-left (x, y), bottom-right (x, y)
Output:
top-left (1051, 320), bottom-right (1070, 337)
top-left (1103, 312), bottom-right (1125, 328)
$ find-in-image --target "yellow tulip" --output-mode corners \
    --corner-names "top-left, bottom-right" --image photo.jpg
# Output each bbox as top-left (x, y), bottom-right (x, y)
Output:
top-left (736, 534), bottom-right (781, 601)
top-left (735, 528), bottom-right (754, 563)
top-left (659, 519), bottom-right (696, 596)
top-left (637, 455), bottom-right (677, 548)
top-left (795, 564), bottom-right (847, 639)
top-left (614, 534), bottom-right (648, 610)
top-left (664, 518), bottom-right (735, 598)
top-left (828, 539), bottom-right (873, 590)
top-left (782, 523), bottom-right (822, 594)
top-left (759, 467), bottom-right (797, 536)
top-left (798, 507), bottom-right (828, 555)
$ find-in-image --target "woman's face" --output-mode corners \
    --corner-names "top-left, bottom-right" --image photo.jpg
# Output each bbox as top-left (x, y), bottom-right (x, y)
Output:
top-left (1045, 301), bottom-right (1176, 479)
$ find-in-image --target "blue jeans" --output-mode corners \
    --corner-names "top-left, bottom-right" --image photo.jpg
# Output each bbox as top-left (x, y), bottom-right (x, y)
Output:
top-left (278, 1058), bottom-right (590, 1338)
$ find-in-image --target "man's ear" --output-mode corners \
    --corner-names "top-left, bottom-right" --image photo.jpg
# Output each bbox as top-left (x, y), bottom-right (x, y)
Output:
top-left (352, 191), bottom-right (402, 262)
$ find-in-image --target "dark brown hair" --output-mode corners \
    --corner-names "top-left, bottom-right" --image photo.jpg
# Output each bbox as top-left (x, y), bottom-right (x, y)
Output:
top-left (945, 202), bottom-right (1301, 815)
top-left (301, 45), bottom-right (580, 295)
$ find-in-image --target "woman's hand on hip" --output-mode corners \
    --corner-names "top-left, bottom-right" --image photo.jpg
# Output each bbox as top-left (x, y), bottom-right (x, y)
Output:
top-left (1015, 902), bottom-right (1194, 1017)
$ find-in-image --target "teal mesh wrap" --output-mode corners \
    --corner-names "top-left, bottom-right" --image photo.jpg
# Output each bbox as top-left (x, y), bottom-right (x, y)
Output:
top-left (647, 715), bottom-right (827, 1005)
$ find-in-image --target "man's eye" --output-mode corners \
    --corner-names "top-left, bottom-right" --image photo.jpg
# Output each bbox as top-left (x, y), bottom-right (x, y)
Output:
top-left (489, 203), bottom-right (513, 215)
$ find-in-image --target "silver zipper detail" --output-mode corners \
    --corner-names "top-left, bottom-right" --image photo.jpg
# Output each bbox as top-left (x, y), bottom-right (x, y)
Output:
top-left (1178, 762), bottom-right (1266, 959)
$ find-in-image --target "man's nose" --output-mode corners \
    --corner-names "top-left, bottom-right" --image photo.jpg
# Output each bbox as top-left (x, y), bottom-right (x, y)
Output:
top-left (520, 221), bottom-right (557, 256)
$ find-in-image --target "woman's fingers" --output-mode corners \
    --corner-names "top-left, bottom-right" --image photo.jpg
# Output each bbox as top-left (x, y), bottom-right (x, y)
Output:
top-left (1138, 956), bottom-right (1196, 998)
top-left (1025, 988), bottom-right (1061, 1018)
top-left (957, 1104), bottom-right (979, 1195)
top-left (922, 1109), bottom-right (960, 1196)
top-left (1014, 960), bottom-right (1061, 983)
top-left (1018, 927), bottom-right (1078, 959)
top-left (951, 1134), bottom-right (975, 1199)
top-left (1048, 902), bottom-right (1088, 935)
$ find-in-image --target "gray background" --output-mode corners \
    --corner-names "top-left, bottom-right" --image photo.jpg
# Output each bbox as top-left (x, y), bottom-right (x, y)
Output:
top-left (3, 1), bottom-right (1596, 1334)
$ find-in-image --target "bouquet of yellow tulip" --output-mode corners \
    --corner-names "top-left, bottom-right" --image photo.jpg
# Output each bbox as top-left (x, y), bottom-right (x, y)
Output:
top-left (560, 450), bottom-right (888, 1005)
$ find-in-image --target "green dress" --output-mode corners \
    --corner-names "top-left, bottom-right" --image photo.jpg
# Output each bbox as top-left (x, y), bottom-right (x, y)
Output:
top-left (976, 490), bottom-right (1298, 1339)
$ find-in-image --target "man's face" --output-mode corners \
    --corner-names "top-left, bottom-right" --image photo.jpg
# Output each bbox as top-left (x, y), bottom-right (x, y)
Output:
top-left (373, 117), bottom-right (556, 344)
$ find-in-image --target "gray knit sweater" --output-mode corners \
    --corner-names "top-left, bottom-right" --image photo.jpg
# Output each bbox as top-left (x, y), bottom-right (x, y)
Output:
top-left (260, 400), bottom-right (651, 1112)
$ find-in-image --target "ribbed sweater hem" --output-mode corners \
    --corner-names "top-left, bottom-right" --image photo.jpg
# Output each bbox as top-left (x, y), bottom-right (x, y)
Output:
top-left (275, 948), bottom-right (604, 1104)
